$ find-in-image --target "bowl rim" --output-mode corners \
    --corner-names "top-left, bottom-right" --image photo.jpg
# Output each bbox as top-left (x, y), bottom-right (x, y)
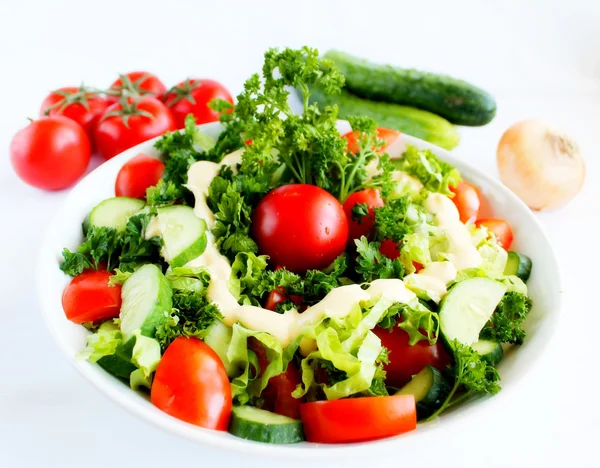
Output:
top-left (36, 122), bottom-right (562, 460)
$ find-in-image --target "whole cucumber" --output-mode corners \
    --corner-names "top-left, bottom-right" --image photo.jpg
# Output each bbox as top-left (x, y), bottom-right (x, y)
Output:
top-left (324, 50), bottom-right (496, 126)
top-left (309, 88), bottom-right (460, 150)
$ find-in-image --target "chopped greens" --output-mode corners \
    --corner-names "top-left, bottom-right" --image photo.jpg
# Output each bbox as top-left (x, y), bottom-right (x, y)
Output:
top-left (60, 213), bottom-right (162, 276)
top-left (426, 341), bottom-right (501, 421)
top-left (394, 145), bottom-right (460, 195)
top-left (481, 291), bottom-right (532, 345)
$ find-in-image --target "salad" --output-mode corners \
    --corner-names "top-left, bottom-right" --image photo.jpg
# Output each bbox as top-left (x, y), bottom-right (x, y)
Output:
top-left (59, 47), bottom-right (533, 445)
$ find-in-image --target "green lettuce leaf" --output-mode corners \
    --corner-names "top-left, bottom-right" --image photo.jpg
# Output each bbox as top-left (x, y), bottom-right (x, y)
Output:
top-left (131, 331), bottom-right (162, 378)
top-left (227, 324), bottom-right (299, 405)
top-left (393, 145), bottom-right (460, 196)
top-left (293, 297), bottom-right (392, 400)
top-left (79, 320), bottom-right (122, 362)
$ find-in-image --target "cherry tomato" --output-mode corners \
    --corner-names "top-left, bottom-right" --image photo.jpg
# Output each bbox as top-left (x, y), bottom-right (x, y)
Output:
top-left (164, 79), bottom-right (234, 128)
top-left (10, 116), bottom-right (91, 191)
top-left (151, 337), bottom-right (232, 430)
top-left (108, 71), bottom-right (167, 102)
top-left (62, 270), bottom-right (121, 324)
top-left (374, 326), bottom-right (452, 388)
top-left (451, 181), bottom-right (480, 224)
top-left (251, 340), bottom-right (302, 419)
top-left (379, 238), bottom-right (401, 260)
top-left (95, 97), bottom-right (176, 160)
top-left (252, 184), bottom-right (348, 273)
top-left (343, 128), bottom-right (401, 154)
top-left (115, 154), bottom-right (165, 198)
top-left (476, 218), bottom-right (514, 249)
top-left (300, 395), bottom-right (416, 443)
top-left (342, 189), bottom-right (384, 245)
top-left (40, 87), bottom-right (110, 142)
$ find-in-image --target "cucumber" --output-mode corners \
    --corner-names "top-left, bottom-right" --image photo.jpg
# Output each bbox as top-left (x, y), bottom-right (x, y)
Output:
top-left (471, 339), bottom-right (503, 367)
top-left (120, 264), bottom-right (173, 340)
top-left (439, 278), bottom-right (507, 346)
top-left (229, 406), bottom-right (304, 444)
top-left (324, 50), bottom-right (496, 126)
top-left (84, 197), bottom-right (145, 233)
top-left (146, 206), bottom-right (207, 268)
top-left (504, 251), bottom-right (533, 282)
top-left (309, 88), bottom-right (459, 150)
top-left (97, 336), bottom-right (137, 380)
top-left (396, 365), bottom-right (450, 419)
top-left (204, 320), bottom-right (237, 377)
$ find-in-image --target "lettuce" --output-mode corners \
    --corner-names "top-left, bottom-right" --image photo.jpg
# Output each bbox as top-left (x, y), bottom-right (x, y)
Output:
top-left (79, 320), bottom-right (122, 362)
top-left (394, 145), bottom-right (461, 196)
top-left (131, 331), bottom-right (162, 378)
top-left (227, 324), bottom-right (299, 404)
top-left (293, 297), bottom-right (392, 400)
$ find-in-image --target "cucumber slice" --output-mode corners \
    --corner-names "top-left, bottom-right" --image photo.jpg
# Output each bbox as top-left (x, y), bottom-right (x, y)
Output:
top-left (471, 339), bottom-right (503, 366)
top-left (504, 251), bottom-right (533, 282)
top-left (84, 197), bottom-right (145, 233)
top-left (396, 365), bottom-right (450, 419)
top-left (204, 320), bottom-right (237, 377)
top-left (229, 406), bottom-right (304, 444)
top-left (120, 264), bottom-right (173, 340)
top-left (439, 278), bottom-right (507, 346)
top-left (146, 206), bottom-right (207, 268)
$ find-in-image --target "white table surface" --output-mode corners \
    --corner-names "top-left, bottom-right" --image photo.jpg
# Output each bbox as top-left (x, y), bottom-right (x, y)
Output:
top-left (1, 1), bottom-right (599, 467)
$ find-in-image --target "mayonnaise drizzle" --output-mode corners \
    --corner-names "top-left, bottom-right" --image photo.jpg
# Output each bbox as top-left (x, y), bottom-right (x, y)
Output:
top-left (424, 193), bottom-right (482, 271)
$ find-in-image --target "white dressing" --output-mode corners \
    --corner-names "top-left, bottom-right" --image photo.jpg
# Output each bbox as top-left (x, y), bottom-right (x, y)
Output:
top-left (424, 193), bottom-right (482, 271)
top-left (403, 261), bottom-right (457, 303)
top-left (392, 170), bottom-right (424, 193)
top-left (185, 160), bottom-right (221, 229)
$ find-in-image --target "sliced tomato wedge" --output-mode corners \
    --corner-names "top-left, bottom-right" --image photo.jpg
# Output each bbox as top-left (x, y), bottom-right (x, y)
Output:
top-left (264, 288), bottom-right (287, 311)
top-left (476, 218), bottom-right (514, 250)
top-left (451, 181), bottom-right (480, 224)
top-left (343, 127), bottom-right (403, 156)
top-left (379, 238), bottom-right (401, 260)
top-left (300, 395), bottom-right (416, 443)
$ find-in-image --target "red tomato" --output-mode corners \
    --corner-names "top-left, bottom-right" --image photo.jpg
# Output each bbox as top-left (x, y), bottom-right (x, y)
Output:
top-left (300, 395), bottom-right (416, 443)
top-left (476, 218), bottom-right (514, 249)
top-left (62, 270), bottom-right (121, 324)
top-left (95, 97), bottom-right (176, 160)
top-left (342, 189), bottom-right (384, 245)
top-left (115, 154), bottom-right (165, 198)
top-left (343, 127), bottom-right (401, 154)
top-left (264, 288), bottom-right (287, 311)
top-left (252, 184), bottom-right (348, 273)
top-left (108, 71), bottom-right (167, 102)
top-left (379, 238), bottom-right (401, 260)
top-left (451, 181), bottom-right (480, 224)
top-left (164, 79), bottom-right (234, 128)
top-left (374, 326), bottom-right (452, 388)
top-left (475, 185), bottom-right (494, 219)
top-left (10, 116), bottom-right (91, 191)
top-left (251, 340), bottom-right (302, 419)
top-left (40, 87), bottom-right (110, 142)
top-left (151, 337), bottom-right (232, 430)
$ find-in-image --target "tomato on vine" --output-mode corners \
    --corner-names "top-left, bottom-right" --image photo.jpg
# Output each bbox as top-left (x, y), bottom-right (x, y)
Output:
top-left (95, 96), bottom-right (176, 160)
top-left (163, 79), bottom-right (233, 128)
top-left (40, 86), bottom-right (110, 142)
top-left (108, 71), bottom-right (167, 102)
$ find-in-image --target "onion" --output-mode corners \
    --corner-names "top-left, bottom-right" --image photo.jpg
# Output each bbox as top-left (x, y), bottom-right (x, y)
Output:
top-left (497, 119), bottom-right (585, 211)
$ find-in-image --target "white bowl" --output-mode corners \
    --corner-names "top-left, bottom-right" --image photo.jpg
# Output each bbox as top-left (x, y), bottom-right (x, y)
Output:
top-left (36, 122), bottom-right (562, 460)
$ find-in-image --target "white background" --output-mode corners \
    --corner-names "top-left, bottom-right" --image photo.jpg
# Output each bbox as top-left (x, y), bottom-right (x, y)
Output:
top-left (1, 1), bottom-right (599, 467)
